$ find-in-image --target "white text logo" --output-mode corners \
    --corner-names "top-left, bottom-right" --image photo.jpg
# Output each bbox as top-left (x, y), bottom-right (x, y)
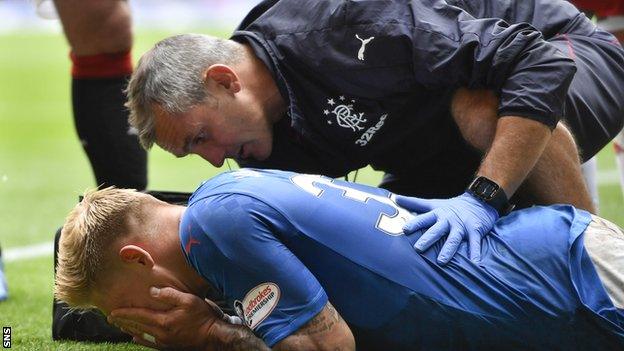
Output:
top-left (356, 114), bottom-right (387, 146)
top-left (355, 34), bottom-right (374, 61)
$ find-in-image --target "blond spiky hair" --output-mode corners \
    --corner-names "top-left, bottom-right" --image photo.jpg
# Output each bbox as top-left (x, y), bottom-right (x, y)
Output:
top-left (54, 187), bottom-right (146, 309)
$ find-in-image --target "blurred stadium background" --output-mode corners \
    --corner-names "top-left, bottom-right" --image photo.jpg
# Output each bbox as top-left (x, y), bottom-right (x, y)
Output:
top-left (0, 0), bottom-right (621, 349)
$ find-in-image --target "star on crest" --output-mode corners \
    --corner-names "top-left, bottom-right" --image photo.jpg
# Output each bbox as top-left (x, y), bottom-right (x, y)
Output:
top-left (339, 96), bottom-right (345, 101)
top-left (323, 109), bottom-right (330, 115)
top-left (327, 98), bottom-right (335, 106)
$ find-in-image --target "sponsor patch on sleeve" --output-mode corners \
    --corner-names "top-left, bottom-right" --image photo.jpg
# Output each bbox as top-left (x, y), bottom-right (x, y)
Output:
top-left (234, 282), bottom-right (281, 330)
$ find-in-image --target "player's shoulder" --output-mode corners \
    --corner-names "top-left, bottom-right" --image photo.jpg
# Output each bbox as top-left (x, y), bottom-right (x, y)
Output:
top-left (181, 171), bottom-right (301, 262)
top-left (183, 169), bottom-right (297, 234)
top-left (188, 169), bottom-right (291, 204)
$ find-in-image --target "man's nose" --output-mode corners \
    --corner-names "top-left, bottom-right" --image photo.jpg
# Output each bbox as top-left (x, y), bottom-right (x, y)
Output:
top-left (197, 147), bottom-right (225, 167)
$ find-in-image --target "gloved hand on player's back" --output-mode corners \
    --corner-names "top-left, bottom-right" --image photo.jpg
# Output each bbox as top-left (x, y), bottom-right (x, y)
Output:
top-left (395, 192), bottom-right (499, 265)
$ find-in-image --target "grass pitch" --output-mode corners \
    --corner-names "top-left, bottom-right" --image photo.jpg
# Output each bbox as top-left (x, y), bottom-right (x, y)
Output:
top-left (0, 29), bottom-right (622, 350)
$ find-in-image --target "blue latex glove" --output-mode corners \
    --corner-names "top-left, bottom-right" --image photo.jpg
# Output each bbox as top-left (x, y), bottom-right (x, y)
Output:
top-left (395, 192), bottom-right (499, 265)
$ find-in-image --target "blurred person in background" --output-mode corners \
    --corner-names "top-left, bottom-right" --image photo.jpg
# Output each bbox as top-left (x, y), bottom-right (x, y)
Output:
top-left (570, 0), bottom-right (624, 211)
top-left (51, 0), bottom-right (147, 191)
top-left (39, 0), bottom-right (145, 342)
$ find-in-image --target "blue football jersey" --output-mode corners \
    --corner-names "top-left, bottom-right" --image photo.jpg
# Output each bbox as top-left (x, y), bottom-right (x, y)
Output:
top-left (180, 169), bottom-right (624, 350)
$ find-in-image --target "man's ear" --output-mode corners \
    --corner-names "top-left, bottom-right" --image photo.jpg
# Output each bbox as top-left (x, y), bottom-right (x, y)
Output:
top-left (204, 64), bottom-right (241, 93)
top-left (119, 245), bottom-right (155, 268)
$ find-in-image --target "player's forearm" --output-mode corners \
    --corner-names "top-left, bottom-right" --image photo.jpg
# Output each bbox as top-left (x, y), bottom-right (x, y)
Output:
top-left (274, 303), bottom-right (356, 351)
top-left (477, 116), bottom-right (551, 197)
top-left (205, 319), bottom-right (271, 351)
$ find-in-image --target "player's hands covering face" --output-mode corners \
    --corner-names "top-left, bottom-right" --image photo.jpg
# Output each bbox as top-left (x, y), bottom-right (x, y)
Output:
top-left (108, 286), bottom-right (229, 350)
top-left (395, 192), bottom-right (499, 264)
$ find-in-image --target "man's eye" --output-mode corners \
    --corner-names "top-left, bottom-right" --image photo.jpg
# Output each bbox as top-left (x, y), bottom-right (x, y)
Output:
top-left (193, 135), bottom-right (206, 145)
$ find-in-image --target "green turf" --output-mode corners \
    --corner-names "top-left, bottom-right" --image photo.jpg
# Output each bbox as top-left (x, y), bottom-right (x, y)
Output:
top-left (0, 256), bottom-right (144, 350)
top-left (0, 28), bottom-right (622, 349)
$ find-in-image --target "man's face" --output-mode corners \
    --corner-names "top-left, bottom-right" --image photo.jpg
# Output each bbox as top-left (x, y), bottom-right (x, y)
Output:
top-left (153, 98), bottom-right (274, 167)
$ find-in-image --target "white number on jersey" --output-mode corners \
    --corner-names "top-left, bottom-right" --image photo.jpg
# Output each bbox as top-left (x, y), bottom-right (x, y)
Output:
top-left (291, 174), bottom-right (413, 236)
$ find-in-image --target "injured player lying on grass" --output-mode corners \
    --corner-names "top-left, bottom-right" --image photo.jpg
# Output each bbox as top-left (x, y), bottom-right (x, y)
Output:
top-left (55, 169), bottom-right (624, 351)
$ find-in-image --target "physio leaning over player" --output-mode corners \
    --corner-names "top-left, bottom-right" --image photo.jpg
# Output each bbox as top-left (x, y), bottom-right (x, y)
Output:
top-left (126, 0), bottom-right (624, 263)
top-left (51, 0), bottom-right (146, 342)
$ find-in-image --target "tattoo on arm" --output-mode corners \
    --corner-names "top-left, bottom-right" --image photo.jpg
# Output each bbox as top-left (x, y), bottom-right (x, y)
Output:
top-left (211, 303), bottom-right (350, 351)
top-left (299, 303), bottom-right (342, 336)
top-left (273, 303), bottom-right (355, 351)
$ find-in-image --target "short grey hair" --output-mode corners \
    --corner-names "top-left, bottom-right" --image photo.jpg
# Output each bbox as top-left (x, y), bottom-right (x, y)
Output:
top-left (126, 34), bottom-right (244, 149)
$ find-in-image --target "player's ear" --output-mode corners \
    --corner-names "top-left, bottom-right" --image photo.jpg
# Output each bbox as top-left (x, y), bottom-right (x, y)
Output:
top-left (119, 245), bottom-right (154, 268)
top-left (204, 64), bottom-right (241, 94)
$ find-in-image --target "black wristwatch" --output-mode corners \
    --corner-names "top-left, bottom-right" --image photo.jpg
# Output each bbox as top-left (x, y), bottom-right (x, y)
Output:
top-left (467, 176), bottom-right (513, 216)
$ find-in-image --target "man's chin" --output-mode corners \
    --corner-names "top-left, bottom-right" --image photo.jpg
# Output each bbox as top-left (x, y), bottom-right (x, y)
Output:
top-left (253, 153), bottom-right (269, 161)
top-left (255, 145), bottom-right (273, 161)
top-left (238, 147), bottom-right (271, 162)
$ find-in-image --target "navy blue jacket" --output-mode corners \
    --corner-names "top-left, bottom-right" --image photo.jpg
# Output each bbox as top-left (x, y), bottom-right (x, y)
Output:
top-left (232, 0), bottom-right (586, 177)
